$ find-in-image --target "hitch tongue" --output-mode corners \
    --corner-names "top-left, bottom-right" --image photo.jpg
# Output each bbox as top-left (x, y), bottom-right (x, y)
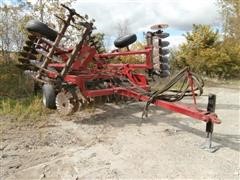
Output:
top-left (201, 94), bottom-right (219, 152)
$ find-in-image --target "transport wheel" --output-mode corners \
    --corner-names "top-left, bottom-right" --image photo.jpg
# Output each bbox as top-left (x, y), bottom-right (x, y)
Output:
top-left (42, 83), bottom-right (56, 109)
top-left (114, 34), bottom-right (137, 48)
top-left (55, 88), bottom-right (79, 115)
top-left (26, 20), bottom-right (58, 41)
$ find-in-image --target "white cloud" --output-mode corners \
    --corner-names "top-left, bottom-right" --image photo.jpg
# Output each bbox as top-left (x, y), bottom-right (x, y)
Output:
top-left (166, 35), bottom-right (186, 48)
top-left (72, 0), bottom-right (220, 48)
top-left (73, 0), bottom-right (220, 35)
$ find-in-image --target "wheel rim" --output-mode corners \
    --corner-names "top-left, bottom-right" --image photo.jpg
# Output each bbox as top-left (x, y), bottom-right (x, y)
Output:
top-left (56, 89), bottom-right (79, 115)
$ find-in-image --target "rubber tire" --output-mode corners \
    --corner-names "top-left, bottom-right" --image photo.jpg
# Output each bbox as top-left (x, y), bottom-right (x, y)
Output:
top-left (26, 20), bottom-right (58, 41)
top-left (42, 84), bottom-right (56, 109)
top-left (114, 34), bottom-right (137, 48)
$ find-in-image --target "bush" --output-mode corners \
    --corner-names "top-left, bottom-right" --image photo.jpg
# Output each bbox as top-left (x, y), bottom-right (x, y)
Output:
top-left (171, 24), bottom-right (240, 79)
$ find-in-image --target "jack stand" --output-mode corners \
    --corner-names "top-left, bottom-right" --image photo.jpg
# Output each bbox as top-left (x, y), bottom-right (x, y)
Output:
top-left (200, 94), bottom-right (219, 153)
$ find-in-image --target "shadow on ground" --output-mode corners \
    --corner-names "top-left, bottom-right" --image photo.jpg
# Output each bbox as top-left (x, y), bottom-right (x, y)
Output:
top-left (73, 102), bottom-right (240, 152)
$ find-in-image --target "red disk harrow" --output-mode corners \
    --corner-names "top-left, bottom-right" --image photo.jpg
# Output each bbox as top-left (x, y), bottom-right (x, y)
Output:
top-left (17, 4), bottom-right (221, 151)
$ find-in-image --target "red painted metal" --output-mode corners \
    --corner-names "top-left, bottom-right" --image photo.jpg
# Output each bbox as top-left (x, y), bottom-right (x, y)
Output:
top-left (82, 86), bottom-right (221, 124)
top-left (36, 34), bottom-right (221, 125)
top-left (95, 47), bottom-right (153, 69)
top-left (116, 88), bottom-right (221, 124)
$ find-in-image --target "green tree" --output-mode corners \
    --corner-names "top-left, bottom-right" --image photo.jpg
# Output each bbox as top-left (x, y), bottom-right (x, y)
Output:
top-left (172, 24), bottom-right (240, 78)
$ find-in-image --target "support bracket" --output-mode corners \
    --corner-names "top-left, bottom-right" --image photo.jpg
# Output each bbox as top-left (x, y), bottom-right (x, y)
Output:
top-left (200, 94), bottom-right (219, 152)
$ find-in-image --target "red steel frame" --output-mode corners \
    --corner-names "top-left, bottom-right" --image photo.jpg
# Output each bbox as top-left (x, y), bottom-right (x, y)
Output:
top-left (42, 41), bottom-right (221, 125)
top-left (95, 46), bottom-right (153, 69)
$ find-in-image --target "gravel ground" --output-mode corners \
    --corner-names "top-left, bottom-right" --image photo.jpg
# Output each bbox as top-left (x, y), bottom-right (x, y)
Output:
top-left (0, 85), bottom-right (239, 179)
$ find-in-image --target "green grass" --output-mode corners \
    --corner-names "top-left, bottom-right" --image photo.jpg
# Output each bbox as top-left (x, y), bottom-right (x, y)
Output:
top-left (0, 95), bottom-right (51, 121)
top-left (0, 61), bottom-right (51, 122)
top-left (0, 62), bottom-right (33, 97)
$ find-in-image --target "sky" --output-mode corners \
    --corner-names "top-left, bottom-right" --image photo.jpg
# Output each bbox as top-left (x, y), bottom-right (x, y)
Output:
top-left (72, 0), bottom-right (221, 48)
top-left (1, 0), bottom-right (222, 49)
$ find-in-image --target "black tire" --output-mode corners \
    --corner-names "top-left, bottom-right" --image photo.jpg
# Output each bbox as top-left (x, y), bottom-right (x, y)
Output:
top-left (42, 84), bottom-right (56, 109)
top-left (114, 34), bottom-right (137, 48)
top-left (26, 20), bottom-right (58, 41)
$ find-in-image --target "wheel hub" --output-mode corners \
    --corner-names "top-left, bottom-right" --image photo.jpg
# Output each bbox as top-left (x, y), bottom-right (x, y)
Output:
top-left (56, 89), bottom-right (79, 115)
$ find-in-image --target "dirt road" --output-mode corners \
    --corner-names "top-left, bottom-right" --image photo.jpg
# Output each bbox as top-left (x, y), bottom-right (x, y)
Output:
top-left (1, 85), bottom-right (239, 179)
